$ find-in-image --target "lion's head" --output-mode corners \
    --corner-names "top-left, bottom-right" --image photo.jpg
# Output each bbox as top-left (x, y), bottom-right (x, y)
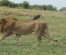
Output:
top-left (0, 17), bottom-right (17, 33)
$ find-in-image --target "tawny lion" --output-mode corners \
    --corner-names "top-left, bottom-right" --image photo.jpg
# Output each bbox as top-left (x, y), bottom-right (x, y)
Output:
top-left (0, 18), bottom-right (57, 46)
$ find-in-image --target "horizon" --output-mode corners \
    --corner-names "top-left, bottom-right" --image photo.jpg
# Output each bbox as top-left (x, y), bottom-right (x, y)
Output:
top-left (9, 0), bottom-right (66, 10)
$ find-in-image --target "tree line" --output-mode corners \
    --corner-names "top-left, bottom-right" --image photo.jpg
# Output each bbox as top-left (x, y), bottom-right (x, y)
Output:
top-left (0, 0), bottom-right (65, 11)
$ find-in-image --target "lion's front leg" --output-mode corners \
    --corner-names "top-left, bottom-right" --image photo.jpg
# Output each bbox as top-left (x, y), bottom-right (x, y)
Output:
top-left (0, 35), bottom-right (5, 42)
top-left (0, 32), bottom-right (11, 42)
top-left (16, 34), bottom-right (23, 45)
top-left (0, 33), bottom-right (7, 42)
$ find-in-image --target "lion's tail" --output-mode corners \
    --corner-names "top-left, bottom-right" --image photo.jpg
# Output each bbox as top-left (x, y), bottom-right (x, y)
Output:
top-left (43, 23), bottom-right (57, 42)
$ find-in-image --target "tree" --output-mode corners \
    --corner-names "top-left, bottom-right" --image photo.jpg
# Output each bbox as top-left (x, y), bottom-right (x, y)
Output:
top-left (22, 1), bottom-right (29, 9)
top-left (47, 5), bottom-right (53, 10)
top-left (0, 0), bottom-right (57, 11)
top-left (53, 7), bottom-right (57, 11)
top-left (42, 5), bottom-right (47, 10)
top-left (9, 2), bottom-right (18, 8)
top-left (60, 7), bottom-right (66, 11)
top-left (0, 0), bottom-right (18, 8)
top-left (0, 0), bottom-right (10, 6)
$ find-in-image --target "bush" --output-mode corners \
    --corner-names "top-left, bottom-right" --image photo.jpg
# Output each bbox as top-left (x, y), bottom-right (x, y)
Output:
top-left (22, 1), bottom-right (29, 9)
top-left (0, 0), bottom-right (18, 8)
top-left (0, 0), bottom-right (57, 11)
top-left (42, 5), bottom-right (47, 10)
top-left (0, 0), bottom-right (10, 6)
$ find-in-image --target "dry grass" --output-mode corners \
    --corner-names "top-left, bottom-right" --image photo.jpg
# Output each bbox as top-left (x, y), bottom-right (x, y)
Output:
top-left (0, 7), bottom-right (66, 55)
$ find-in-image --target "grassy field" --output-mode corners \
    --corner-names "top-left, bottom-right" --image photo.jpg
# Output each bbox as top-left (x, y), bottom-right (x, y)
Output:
top-left (0, 7), bottom-right (66, 55)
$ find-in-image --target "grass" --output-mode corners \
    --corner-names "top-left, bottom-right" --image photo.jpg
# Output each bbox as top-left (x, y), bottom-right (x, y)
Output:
top-left (0, 7), bottom-right (66, 55)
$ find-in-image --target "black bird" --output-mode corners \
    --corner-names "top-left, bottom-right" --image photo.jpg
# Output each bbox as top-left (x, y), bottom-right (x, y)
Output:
top-left (33, 14), bottom-right (41, 20)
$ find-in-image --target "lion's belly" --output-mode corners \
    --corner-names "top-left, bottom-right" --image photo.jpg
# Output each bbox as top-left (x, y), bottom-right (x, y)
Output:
top-left (13, 29), bottom-right (33, 35)
top-left (12, 22), bottom-right (35, 35)
top-left (13, 25), bottom-right (34, 35)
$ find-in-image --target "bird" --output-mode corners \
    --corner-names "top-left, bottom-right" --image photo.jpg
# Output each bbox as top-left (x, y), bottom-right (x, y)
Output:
top-left (33, 14), bottom-right (41, 20)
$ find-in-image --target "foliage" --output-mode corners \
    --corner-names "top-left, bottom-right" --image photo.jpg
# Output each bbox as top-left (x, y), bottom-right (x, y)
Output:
top-left (60, 7), bottom-right (66, 11)
top-left (0, 7), bottom-right (66, 55)
top-left (0, 0), bottom-right (18, 8)
top-left (0, 0), bottom-right (57, 11)
top-left (30, 5), bottom-right (57, 11)
top-left (22, 1), bottom-right (29, 9)
top-left (30, 5), bottom-right (42, 10)
top-left (0, 0), bottom-right (10, 6)
top-left (42, 5), bottom-right (47, 10)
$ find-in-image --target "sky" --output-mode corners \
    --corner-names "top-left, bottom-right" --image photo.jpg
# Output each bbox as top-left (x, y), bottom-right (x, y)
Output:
top-left (9, 0), bottom-right (66, 10)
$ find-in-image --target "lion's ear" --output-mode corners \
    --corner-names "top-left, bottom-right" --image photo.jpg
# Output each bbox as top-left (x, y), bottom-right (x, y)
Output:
top-left (0, 19), bottom-right (7, 24)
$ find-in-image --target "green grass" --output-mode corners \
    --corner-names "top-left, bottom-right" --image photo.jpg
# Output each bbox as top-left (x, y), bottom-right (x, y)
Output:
top-left (0, 7), bottom-right (66, 55)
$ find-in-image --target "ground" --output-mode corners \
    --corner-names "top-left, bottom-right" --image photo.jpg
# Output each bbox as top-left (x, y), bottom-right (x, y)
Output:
top-left (0, 7), bottom-right (66, 55)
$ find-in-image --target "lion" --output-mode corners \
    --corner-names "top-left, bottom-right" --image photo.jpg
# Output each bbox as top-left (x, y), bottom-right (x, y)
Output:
top-left (0, 18), bottom-right (57, 46)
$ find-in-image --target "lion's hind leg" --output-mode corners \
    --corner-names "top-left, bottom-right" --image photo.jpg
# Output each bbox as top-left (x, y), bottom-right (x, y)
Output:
top-left (43, 28), bottom-right (57, 43)
top-left (35, 30), bottom-right (43, 46)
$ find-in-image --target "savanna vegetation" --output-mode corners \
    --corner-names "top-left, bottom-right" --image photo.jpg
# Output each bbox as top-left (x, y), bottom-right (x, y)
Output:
top-left (0, 7), bottom-right (66, 55)
top-left (0, 0), bottom-right (57, 11)
top-left (1, 0), bottom-right (66, 11)
top-left (0, 0), bottom-right (66, 55)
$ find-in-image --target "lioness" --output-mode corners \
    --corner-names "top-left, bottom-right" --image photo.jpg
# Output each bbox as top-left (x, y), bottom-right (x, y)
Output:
top-left (0, 18), bottom-right (57, 46)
